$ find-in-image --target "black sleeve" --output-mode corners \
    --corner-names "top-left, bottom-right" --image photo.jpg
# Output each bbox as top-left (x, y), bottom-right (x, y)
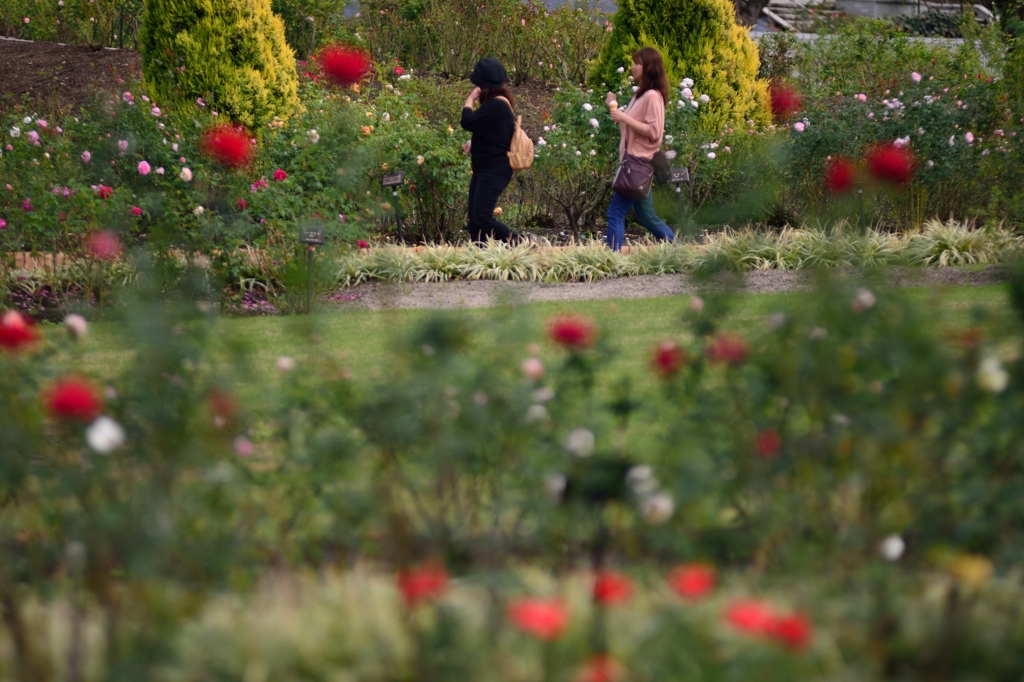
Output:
top-left (460, 100), bottom-right (506, 132)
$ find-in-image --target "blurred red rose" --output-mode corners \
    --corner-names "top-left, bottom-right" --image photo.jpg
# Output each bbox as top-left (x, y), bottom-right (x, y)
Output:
top-left (724, 599), bottom-right (777, 635)
top-left (98, 185), bottom-right (113, 199)
top-left (574, 655), bottom-right (624, 682)
top-left (652, 340), bottom-right (686, 377)
top-left (866, 143), bottom-right (915, 185)
top-left (769, 82), bottom-right (802, 120)
top-left (593, 570), bottom-right (633, 604)
top-left (668, 563), bottom-right (717, 599)
top-left (507, 597), bottom-right (569, 640)
top-left (394, 66), bottom-right (404, 75)
top-left (755, 429), bottom-right (782, 458)
top-left (320, 45), bottom-right (372, 86)
top-left (706, 334), bottom-right (749, 366)
top-left (548, 315), bottom-right (595, 349)
top-left (200, 124), bottom-right (254, 169)
top-left (44, 377), bottom-right (102, 422)
top-left (207, 388), bottom-right (237, 421)
top-left (397, 564), bottom-right (448, 606)
top-left (0, 310), bottom-right (39, 352)
top-left (129, 206), bottom-right (143, 216)
top-left (769, 612), bottom-right (814, 651)
top-left (85, 231), bottom-right (121, 261)
top-left (824, 156), bottom-right (856, 194)
top-left (236, 198), bottom-right (248, 211)
top-left (357, 240), bottom-right (370, 249)
top-left (273, 169), bottom-right (288, 182)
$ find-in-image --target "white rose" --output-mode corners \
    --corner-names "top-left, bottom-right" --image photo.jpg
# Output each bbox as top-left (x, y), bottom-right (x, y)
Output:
top-left (616, 66), bottom-right (625, 73)
top-left (682, 78), bottom-right (694, 88)
top-left (275, 356), bottom-right (296, 371)
top-left (86, 416), bottom-right (126, 454)
top-left (879, 534), bottom-right (905, 561)
top-left (564, 427), bottom-right (595, 457)
top-left (691, 100), bottom-right (699, 109)
top-left (179, 167), bottom-right (193, 182)
top-left (9, 127), bottom-right (20, 138)
top-left (977, 357), bottom-right (1008, 393)
top-left (589, 118), bottom-right (599, 128)
top-left (707, 151), bottom-right (716, 159)
top-left (681, 88), bottom-right (692, 98)
top-left (583, 103), bottom-right (593, 111)
top-left (64, 314), bottom-right (88, 338)
top-left (193, 205), bottom-right (205, 216)
top-left (699, 93), bottom-right (710, 103)
top-left (641, 493), bottom-right (674, 524)
top-left (306, 129), bottom-right (320, 144)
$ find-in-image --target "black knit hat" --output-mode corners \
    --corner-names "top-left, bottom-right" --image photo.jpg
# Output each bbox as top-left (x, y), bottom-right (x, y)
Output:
top-left (469, 58), bottom-right (507, 89)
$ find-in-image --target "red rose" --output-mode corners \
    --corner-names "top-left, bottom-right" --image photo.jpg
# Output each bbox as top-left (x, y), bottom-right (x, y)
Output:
top-left (507, 597), bottom-right (569, 640)
top-left (207, 388), bottom-right (237, 422)
top-left (273, 168), bottom-right (288, 182)
top-left (593, 570), bottom-right (633, 605)
top-left (0, 310), bottom-right (39, 352)
top-left (724, 599), bottom-right (777, 635)
top-left (200, 124), bottom-right (255, 169)
top-left (319, 45), bottom-right (372, 86)
top-left (824, 156), bottom-right (856, 194)
top-left (755, 429), bottom-right (782, 458)
top-left (98, 185), bottom-right (113, 199)
top-left (85, 231), bottom-right (121, 261)
top-left (236, 198), bottom-right (248, 211)
top-left (574, 655), bottom-right (624, 682)
top-left (668, 563), bottom-right (717, 599)
top-left (652, 341), bottom-right (685, 377)
top-left (706, 334), bottom-right (749, 366)
top-left (44, 377), bottom-right (102, 422)
top-left (357, 240), bottom-right (369, 249)
top-left (397, 564), bottom-right (448, 606)
top-left (548, 315), bottom-right (595, 349)
top-left (769, 82), bottom-right (802, 120)
top-left (769, 612), bottom-right (813, 652)
top-left (130, 206), bottom-right (143, 216)
top-left (394, 66), bottom-right (404, 75)
top-left (866, 143), bottom-right (915, 185)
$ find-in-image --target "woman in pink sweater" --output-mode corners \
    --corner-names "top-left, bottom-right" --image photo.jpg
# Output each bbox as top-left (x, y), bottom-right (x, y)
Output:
top-left (605, 47), bottom-right (675, 251)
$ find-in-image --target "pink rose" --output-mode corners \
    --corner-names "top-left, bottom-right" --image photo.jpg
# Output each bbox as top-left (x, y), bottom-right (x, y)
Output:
top-left (138, 160), bottom-right (151, 175)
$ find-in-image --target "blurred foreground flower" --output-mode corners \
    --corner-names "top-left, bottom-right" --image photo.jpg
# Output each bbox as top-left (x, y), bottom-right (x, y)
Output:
top-left (754, 429), bottom-right (782, 458)
top-left (548, 315), bottom-right (595, 349)
top-left (44, 378), bottom-right (103, 422)
top-left (0, 310), bottom-right (39, 351)
top-left (593, 570), bottom-right (633, 604)
top-left (201, 124), bottom-right (255, 169)
top-left (724, 599), bottom-right (776, 634)
top-left (85, 231), bottom-right (121, 261)
top-left (64, 314), bottom-right (88, 339)
top-left (769, 82), bottom-right (801, 120)
top-left (824, 156), bottom-right (856, 194)
top-left (977, 356), bottom-right (1008, 393)
top-left (652, 341), bottom-right (685, 377)
top-left (86, 415), bottom-right (125, 453)
top-left (397, 564), bottom-right (448, 606)
top-left (668, 563), bottom-right (717, 599)
top-left (507, 597), bottom-right (569, 640)
top-left (575, 655), bottom-right (624, 682)
top-left (866, 143), bottom-right (915, 185)
top-left (769, 613), bottom-right (814, 651)
top-left (706, 334), bottom-right (749, 366)
top-left (320, 45), bottom-right (372, 86)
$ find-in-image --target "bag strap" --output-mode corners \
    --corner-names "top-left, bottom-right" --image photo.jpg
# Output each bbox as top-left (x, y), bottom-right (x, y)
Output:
top-left (493, 95), bottom-right (515, 114)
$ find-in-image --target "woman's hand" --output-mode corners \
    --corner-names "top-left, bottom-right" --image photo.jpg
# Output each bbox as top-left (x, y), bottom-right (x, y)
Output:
top-left (464, 87), bottom-right (481, 109)
top-left (462, 139), bottom-right (472, 154)
top-left (609, 108), bottom-right (629, 124)
top-left (604, 92), bottom-right (617, 107)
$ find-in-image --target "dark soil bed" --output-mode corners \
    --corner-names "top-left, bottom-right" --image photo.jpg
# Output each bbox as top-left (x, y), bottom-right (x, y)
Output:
top-left (0, 38), bottom-right (141, 115)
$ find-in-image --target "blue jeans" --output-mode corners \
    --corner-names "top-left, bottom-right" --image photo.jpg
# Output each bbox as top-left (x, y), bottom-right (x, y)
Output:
top-left (605, 189), bottom-right (675, 251)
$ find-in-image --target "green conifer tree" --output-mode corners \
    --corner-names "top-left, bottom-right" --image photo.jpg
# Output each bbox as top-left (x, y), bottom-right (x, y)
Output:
top-left (592, 0), bottom-right (770, 133)
top-left (140, 0), bottom-right (300, 130)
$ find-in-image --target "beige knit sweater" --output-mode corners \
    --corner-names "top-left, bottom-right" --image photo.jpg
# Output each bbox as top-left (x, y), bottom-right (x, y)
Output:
top-left (617, 89), bottom-right (665, 162)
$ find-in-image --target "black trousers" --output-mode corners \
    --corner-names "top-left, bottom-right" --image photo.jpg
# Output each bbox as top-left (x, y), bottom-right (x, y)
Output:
top-left (467, 164), bottom-right (523, 244)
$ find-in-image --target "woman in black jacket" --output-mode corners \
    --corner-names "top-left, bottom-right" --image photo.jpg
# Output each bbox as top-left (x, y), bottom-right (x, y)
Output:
top-left (460, 58), bottom-right (525, 244)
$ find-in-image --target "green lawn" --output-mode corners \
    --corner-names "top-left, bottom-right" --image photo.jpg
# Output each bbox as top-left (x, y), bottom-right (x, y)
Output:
top-left (49, 283), bottom-right (1017, 394)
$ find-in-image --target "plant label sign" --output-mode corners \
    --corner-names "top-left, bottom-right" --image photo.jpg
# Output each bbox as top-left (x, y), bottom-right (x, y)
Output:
top-left (381, 171), bottom-right (405, 188)
top-left (668, 168), bottom-right (691, 184)
top-left (298, 226), bottom-right (325, 245)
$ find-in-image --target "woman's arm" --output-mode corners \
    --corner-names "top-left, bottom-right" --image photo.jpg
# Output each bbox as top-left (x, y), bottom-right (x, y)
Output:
top-left (610, 93), bottom-right (662, 142)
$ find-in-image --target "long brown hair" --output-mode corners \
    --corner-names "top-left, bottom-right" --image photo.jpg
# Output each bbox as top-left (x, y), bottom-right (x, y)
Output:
top-left (479, 86), bottom-right (516, 110)
top-left (632, 47), bottom-right (668, 105)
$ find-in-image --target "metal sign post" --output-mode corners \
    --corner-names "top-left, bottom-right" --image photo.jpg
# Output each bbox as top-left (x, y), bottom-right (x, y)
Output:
top-left (667, 167), bottom-right (691, 236)
top-left (298, 225), bottom-right (325, 315)
top-left (381, 171), bottom-right (406, 244)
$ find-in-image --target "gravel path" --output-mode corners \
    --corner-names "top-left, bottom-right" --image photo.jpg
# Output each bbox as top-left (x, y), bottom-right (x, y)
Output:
top-left (333, 266), bottom-right (1004, 310)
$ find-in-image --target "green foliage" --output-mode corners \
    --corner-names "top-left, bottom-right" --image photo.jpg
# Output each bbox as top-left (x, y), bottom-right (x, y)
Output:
top-left (139, 0), bottom-right (300, 129)
top-left (0, 0), bottom-right (143, 48)
top-left (590, 0), bottom-right (770, 133)
top-left (354, 0), bottom-right (608, 83)
top-left (893, 9), bottom-right (973, 38)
